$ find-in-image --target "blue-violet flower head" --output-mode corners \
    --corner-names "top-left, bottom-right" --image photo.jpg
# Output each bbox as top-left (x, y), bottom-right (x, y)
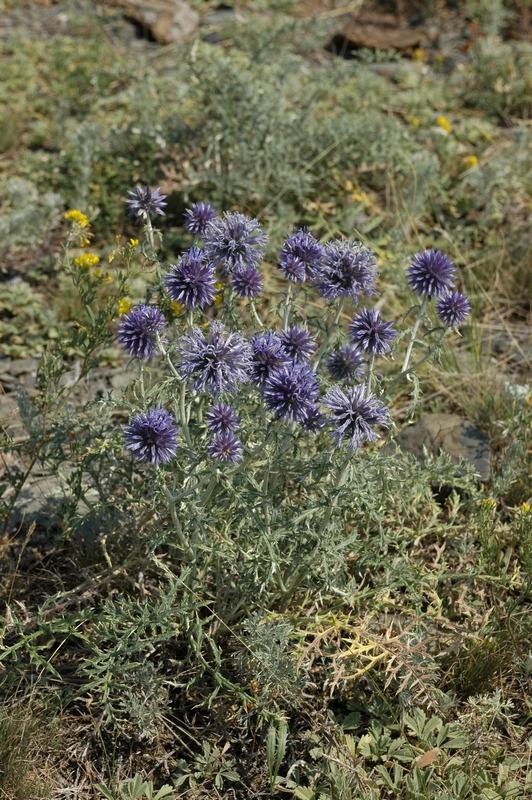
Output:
top-left (314, 240), bottom-right (377, 302)
top-left (125, 186), bottom-right (167, 220)
top-left (178, 321), bottom-right (251, 396)
top-left (280, 325), bottom-right (316, 363)
top-left (299, 405), bottom-right (326, 433)
top-left (117, 304), bottom-right (166, 359)
top-left (184, 201), bottom-right (217, 236)
top-left (263, 364), bottom-right (320, 424)
top-left (279, 228), bottom-right (323, 283)
top-left (348, 308), bottom-right (397, 355)
top-left (250, 330), bottom-right (291, 387)
top-left (407, 248), bottom-right (456, 298)
top-left (203, 211), bottom-right (267, 273)
top-left (207, 431), bottom-right (243, 465)
top-left (325, 344), bottom-right (366, 382)
top-left (322, 384), bottom-right (389, 450)
top-left (124, 408), bottom-right (178, 465)
top-left (205, 403), bottom-right (239, 435)
top-left (165, 248), bottom-right (216, 310)
top-left (436, 291), bottom-right (471, 327)
top-left (231, 264), bottom-right (264, 299)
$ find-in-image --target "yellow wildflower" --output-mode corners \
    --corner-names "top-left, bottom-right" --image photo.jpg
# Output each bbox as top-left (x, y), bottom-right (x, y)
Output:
top-left (65, 209), bottom-right (90, 228)
top-left (522, 502), bottom-right (531, 514)
top-left (117, 299), bottom-right (131, 317)
top-left (408, 116), bottom-right (421, 127)
top-left (481, 498), bottom-right (497, 510)
top-left (436, 116), bottom-right (452, 134)
top-left (171, 301), bottom-right (185, 315)
top-left (74, 253), bottom-right (100, 269)
top-left (465, 155), bottom-right (479, 168)
top-left (412, 47), bottom-right (427, 62)
top-left (214, 294), bottom-right (223, 307)
top-left (129, 239), bottom-right (139, 247)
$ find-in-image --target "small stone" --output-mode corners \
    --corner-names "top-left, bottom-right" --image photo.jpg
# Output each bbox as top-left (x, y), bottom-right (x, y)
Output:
top-left (117, 0), bottom-right (199, 44)
top-left (395, 413), bottom-right (491, 481)
top-left (8, 358), bottom-right (39, 377)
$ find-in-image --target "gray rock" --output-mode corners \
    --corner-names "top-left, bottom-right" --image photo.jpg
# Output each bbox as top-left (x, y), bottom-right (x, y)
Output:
top-left (8, 358), bottom-right (39, 377)
top-left (395, 413), bottom-right (491, 481)
top-left (116, 0), bottom-right (199, 44)
top-left (5, 476), bottom-right (73, 534)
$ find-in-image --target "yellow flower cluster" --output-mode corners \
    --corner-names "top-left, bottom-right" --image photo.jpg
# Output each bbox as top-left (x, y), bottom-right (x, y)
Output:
top-left (436, 116), bottom-right (452, 134)
top-left (171, 301), bottom-right (185, 315)
top-left (465, 155), bottom-right (479, 168)
top-left (117, 299), bottom-right (132, 317)
top-left (74, 253), bottom-right (100, 269)
top-left (65, 209), bottom-right (90, 228)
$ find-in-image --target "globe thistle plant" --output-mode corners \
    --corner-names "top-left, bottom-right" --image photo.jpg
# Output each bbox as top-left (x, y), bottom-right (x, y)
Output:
top-left (124, 408), bottom-right (179, 465)
top-left (125, 186), bottom-right (167, 221)
top-left (231, 264), bottom-right (264, 299)
top-left (112, 189), bottom-right (476, 618)
top-left (250, 331), bottom-right (291, 387)
top-left (348, 308), bottom-right (397, 356)
top-left (178, 322), bottom-right (251, 396)
top-left (279, 326), bottom-right (316, 363)
top-left (279, 228), bottom-right (323, 283)
top-left (322, 385), bottom-right (389, 450)
top-left (325, 344), bottom-right (365, 382)
top-left (203, 211), bottom-right (267, 273)
top-left (314, 240), bottom-right (377, 302)
top-left (117, 304), bottom-right (167, 359)
top-left (184, 202), bottom-right (217, 236)
top-left (263, 364), bottom-right (320, 424)
top-left (165, 249), bottom-right (216, 310)
top-left (407, 249), bottom-right (456, 299)
top-left (205, 403), bottom-right (240, 435)
top-left (207, 431), bottom-right (243, 465)
top-left (436, 291), bottom-right (471, 328)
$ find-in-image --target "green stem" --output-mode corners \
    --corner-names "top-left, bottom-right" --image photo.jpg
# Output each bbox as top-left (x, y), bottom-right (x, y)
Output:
top-left (385, 328), bottom-right (446, 399)
top-left (314, 297), bottom-right (345, 367)
top-left (366, 354), bottom-right (376, 394)
top-left (162, 484), bottom-right (193, 558)
top-left (179, 380), bottom-right (193, 450)
top-left (283, 280), bottom-right (292, 328)
top-left (250, 300), bottom-right (264, 329)
top-left (401, 296), bottom-right (429, 374)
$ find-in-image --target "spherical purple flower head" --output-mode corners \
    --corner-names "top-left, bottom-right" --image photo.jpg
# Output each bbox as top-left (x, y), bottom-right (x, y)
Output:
top-left (250, 330), bottom-right (290, 387)
top-left (348, 308), bottom-right (397, 356)
top-left (407, 249), bottom-right (456, 299)
top-left (124, 408), bottom-right (178, 466)
top-left (325, 344), bottom-right (365, 382)
top-left (117, 304), bottom-right (167, 359)
top-left (279, 325), bottom-right (316, 363)
top-left (279, 228), bottom-right (323, 283)
top-left (231, 264), bottom-right (264, 299)
top-left (125, 186), bottom-right (167, 221)
top-left (205, 403), bottom-right (239, 435)
top-left (207, 431), bottom-right (243, 465)
top-left (299, 405), bottom-right (326, 433)
top-left (165, 248), bottom-right (216, 310)
top-left (314, 240), bottom-right (377, 302)
top-left (436, 291), bottom-right (471, 328)
top-left (263, 364), bottom-right (320, 424)
top-left (178, 321), bottom-right (251, 396)
top-left (184, 202), bottom-right (217, 236)
top-left (203, 212), bottom-right (267, 274)
top-left (322, 384), bottom-right (389, 450)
